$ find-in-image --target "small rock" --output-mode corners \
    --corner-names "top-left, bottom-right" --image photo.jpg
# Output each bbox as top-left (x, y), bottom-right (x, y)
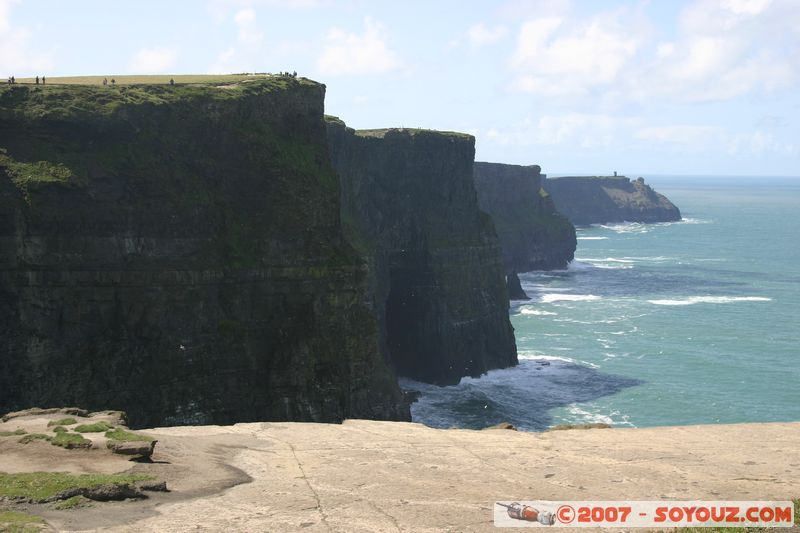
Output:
top-left (107, 439), bottom-right (157, 459)
top-left (484, 422), bottom-right (517, 431)
top-left (136, 480), bottom-right (168, 492)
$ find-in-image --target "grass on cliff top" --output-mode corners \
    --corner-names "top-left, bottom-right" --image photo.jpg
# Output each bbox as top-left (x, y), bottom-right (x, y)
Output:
top-left (0, 472), bottom-right (153, 501)
top-left (11, 74), bottom-right (292, 85)
top-left (355, 127), bottom-right (473, 140)
top-left (0, 74), bottom-right (318, 120)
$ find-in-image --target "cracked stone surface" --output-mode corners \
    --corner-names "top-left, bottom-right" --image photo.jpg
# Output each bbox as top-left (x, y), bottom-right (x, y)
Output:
top-left (37, 420), bottom-right (800, 532)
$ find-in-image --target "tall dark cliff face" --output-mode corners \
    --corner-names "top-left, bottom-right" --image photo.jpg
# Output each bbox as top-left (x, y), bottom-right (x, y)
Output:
top-left (543, 176), bottom-right (681, 226)
top-left (473, 162), bottom-right (576, 274)
top-left (0, 79), bottom-right (409, 427)
top-left (327, 119), bottom-right (517, 385)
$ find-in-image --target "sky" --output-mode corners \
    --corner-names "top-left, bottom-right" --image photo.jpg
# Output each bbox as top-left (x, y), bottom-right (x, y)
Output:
top-left (1, 0), bottom-right (798, 176)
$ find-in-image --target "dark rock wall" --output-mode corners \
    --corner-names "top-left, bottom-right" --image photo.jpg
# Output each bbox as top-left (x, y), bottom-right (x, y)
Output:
top-left (543, 176), bottom-right (681, 226)
top-left (473, 162), bottom-right (576, 273)
top-left (0, 80), bottom-right (409, 428)
top-left (327, 120), bottom-right (517, 385)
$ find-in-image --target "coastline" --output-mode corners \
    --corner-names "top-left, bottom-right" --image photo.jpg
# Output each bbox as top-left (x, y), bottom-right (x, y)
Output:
top-left (20, 419), bottom-right (799, 532)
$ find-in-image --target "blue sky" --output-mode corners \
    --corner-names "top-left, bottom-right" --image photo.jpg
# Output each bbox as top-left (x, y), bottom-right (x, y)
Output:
top-left (1, 0), bottom-right (798, 176)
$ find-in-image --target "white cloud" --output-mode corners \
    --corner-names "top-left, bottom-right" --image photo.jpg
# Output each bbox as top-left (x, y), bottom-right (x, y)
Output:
top-left (234, 8), bottom-right (263, 44)
top-left (508, 0), bottom-right (799, 105)
top-left (0, 0), bottom-right (53, 75)
top-left (467, 23), bottom-right (507, 47)
top-left (0, 0), bottom-right (16, 32)
top-left (317, 17), bottom-right (403, 75)
top-left (483, 113), bottom-right (640, 149)
top-left (207, 0), bottom-right (325, 23)
top-left (727, 130), bottom-right (799, 156)
top-left (510, 14), bottom-right (640, 96)
top-left (636, 125), bottom-right (718, 144)
top-left (128, 47), bottom-right (179, 74)
top-left (644, 0), bottom-right (799, 102)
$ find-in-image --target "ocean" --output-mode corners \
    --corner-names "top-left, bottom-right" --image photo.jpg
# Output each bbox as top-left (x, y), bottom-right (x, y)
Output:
top-left (401, 176), bottom-right (800, 431)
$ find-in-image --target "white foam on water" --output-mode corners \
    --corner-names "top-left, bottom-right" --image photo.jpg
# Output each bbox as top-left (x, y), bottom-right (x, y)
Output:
top-left (577, 257), bottom-right (635, 263)
top-left (564, 405), bottom-right (614, 425)
top-left (647, 296), bottom-right (772, 306)
top-left (621, 256), bottom-right (674, 262)
top-left (576, 236), bottom-right (609, 240)
top-left (517, 353), bottom-right (600, 369)
top-left (596, 222), bottom-right (651, 234)
top-left (540, 293), bottom-right (601, 303)
top-left (594, 263), bottom-right (633, 270)
top-left (675, 217), bottom-right (711, 225)
top-left (519, 307), bottom-right (558, 316)
top-left (565, 261), bottom-right (594, 272)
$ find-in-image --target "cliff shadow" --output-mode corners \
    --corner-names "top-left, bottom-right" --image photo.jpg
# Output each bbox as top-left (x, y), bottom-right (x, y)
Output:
top-left (399, 358), bottom-right (643, 431)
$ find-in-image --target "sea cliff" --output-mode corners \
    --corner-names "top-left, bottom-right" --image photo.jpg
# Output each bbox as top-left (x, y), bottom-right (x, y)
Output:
top-left (0, 78), bottom-right (409, 427)
top-left (543, 175), bottom-right (681, 225)
top-left (473, 162), bottom-right (576, 273)
top-left (327, 119), bottom-right (517, 384)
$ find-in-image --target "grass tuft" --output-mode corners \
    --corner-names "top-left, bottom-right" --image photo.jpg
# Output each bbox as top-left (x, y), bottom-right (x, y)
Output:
top-left (0, 510), bottom-right (45, 532)
top-left (53, 495), bottom-right (89, 510)
top-left (73, 421), bottom-right (113, 433)
top-left (51, 426), bottom-right (67, 434)
top-left (0, 429), bottom-right (27, 437)
top-left (18, 434), bottom-right (51, 444)
top-left (47, 418), bottom-right (77, 427)
top-left (0, 472), bottom-right (153, 501)
top-left (50, 432), bottom-right (91, 449)
top-left (104, 428), bottom-right (154, 442)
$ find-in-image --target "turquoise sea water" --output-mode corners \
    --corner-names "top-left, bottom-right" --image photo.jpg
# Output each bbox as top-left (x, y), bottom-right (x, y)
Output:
top-left (402, 176), bottom-right (800, 431)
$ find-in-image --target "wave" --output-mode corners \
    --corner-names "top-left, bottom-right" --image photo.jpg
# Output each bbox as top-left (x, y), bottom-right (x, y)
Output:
top-left (540, 293), bottom-right (601, 303)
top-left (674, 217), bottom-right (711, 225)
top-left (576, 257), bottom-right (635, 263)
top-left (519, 307), bottom-right (558, 316)
top-left (647, 296), bottom-right (772, 306)
top-left (576, 236), bottom-right (609, 240)
top-left (564, 405), bottom-right (615, 425)
top-left (596, 222), bottom-right (651, 234)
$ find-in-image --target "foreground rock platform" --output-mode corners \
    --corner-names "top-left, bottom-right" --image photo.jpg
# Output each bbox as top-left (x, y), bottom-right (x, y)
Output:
top-left (15, 419), bottom-right (794, 532)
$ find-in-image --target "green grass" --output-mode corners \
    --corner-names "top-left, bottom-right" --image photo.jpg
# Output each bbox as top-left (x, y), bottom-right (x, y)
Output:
top-left (0, 472), bottom-right (153, 501)
top-left (53, 495), bottom-right (88, 510)
top-left (50, 432), bottom-right (91, 449)
top-left (0, 510), bottom-right (46, 532)
top-left (0, 429), bottom-right (26, 437)
top-left (0, 75), bottom-right (319, 122)
top-left (50, 427), bottom-right (67, 434)
top-left (104, 428), bottom-right (154, 442)
top-left (14, 74), bottom-right (266, 85)
top-left (0, 149), bottom-right (78, 190)
top-left (47, 418), bottom-right (77, 427)
top-left (354, 127), bottom-right (473, 140)
top-left (18, 434), bottom-right (51, 444)
top-left (73, 421), bottom-right (113, 433)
